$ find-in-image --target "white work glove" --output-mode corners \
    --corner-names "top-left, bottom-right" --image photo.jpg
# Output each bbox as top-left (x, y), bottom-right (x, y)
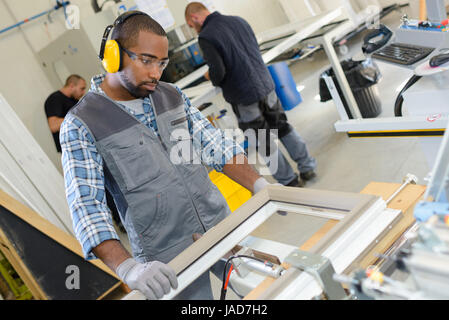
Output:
top-left (253, 178), bottom-right (286, 215)
top-left (253, 177), bottom-right (281, 194)
top-left (253, 177), bottom-right (270, 194)
top-left (116, 258), bottom-right (178, 300)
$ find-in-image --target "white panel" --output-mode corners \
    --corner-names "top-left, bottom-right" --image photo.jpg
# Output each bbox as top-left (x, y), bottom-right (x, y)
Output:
top-left (278, 0), bottom-right (314, 21)
top-left (0, 0), bottom-right (65, 170)
top-left (215, 0), bottom-right (289, 34)
top-left (165, 0), bottom-right (190, 29)
top-left (0, 94), bottom-right (73, 235)
top-left (0, 142), bottom-right (55, 220)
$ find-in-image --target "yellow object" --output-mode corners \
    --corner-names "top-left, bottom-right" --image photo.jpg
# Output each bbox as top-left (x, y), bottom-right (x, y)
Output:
top-left (209, 170), bottom-right (252, 212)
top-left (367, 269), bottom-right (384, 284)
top-left (102, 40), bottom-right (122, 73)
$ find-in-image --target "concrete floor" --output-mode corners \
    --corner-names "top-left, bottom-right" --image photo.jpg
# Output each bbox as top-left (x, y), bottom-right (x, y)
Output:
top-left (118, 6), bottom-right (436, 299)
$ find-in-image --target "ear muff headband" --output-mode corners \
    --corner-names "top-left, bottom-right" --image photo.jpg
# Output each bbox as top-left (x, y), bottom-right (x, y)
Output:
top-left (98, 11), bottom-right (149, 73)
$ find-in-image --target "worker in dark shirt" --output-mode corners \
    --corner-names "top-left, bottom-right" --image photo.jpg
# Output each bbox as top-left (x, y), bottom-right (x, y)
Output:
top-left (185, 3), bottom-right (317, 187)
top-left (44, 75), bottom-right (86, 153)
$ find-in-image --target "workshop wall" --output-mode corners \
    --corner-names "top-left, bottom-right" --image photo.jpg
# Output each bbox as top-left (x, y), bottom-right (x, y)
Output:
top-left (0, 0), bottom-right (65, 171)
top-left (278, 0), bottom-right (420, 22)
top-left (0, 0), bottom-right (97, 171)
top-left (216, 0), bottom-right (289, 34)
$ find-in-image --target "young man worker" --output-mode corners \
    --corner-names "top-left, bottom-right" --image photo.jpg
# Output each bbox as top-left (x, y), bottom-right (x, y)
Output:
top-left (60, 11), bottom-right (273, 300)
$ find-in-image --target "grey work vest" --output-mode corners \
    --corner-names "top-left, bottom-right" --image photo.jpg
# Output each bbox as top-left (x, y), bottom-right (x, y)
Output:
top-left (69, 82), bottom-right (231, 264)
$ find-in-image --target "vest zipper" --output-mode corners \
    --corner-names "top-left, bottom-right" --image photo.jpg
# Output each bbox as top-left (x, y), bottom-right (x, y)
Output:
top-left (157, 135), bottom-right (168, 152)
top-left (148, 97), bottom-right (207, 233)
top-left (157, 135), bottom-right (207, 232)
top-left (173, 161), bottom-right (207, 232)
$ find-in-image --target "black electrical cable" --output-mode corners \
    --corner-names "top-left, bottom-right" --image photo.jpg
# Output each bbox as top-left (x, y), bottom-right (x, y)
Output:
top-left (220, 255), bottom-right (268, 300)
top-left (91, 0), bottom-right (121, 13)
top-left (91, 0), bottom-right (101, 13)
top-left (100, 0), bottom-right (119, 10)
top-left (394, 75), bottom-right (422, 117)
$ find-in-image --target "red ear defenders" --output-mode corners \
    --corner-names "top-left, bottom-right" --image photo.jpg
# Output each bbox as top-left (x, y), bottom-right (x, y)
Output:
top-left (98, 10), bottom-right (149, 73)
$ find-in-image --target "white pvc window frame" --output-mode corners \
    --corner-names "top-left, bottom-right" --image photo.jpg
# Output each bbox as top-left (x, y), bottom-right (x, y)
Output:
top-left (123, 186), bottom-right (401, 300)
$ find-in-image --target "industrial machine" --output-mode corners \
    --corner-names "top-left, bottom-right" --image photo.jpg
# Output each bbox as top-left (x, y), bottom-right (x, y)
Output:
top-left (334, 118), bottom-right (449, 300)
top-left (332, 1), bottom-right (449, 148)
top-left (162, 23), bottom-right (206, 84)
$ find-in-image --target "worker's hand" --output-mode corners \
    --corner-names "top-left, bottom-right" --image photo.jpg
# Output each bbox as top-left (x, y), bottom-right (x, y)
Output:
top-left (253, 177), bottom-right (282, 194)
top-left (116, 258), bottom-right (178, 300)
top-left (253, 177), bottom-right (270, 194)
top-left (253, 177), bottom-right (283, 196)
top-left (204, 70), bottom-right (210, 81)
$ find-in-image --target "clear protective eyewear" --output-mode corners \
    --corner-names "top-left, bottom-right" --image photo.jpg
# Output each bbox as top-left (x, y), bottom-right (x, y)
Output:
top-left (122, 47), bottom-right (169, 71)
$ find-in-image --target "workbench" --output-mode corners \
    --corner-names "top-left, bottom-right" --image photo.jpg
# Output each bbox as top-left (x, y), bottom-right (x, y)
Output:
top-left (0, 190), bottom-right (128, 300)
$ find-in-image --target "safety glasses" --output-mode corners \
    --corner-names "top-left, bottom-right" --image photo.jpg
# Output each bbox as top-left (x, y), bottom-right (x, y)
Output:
top-left (122, 46), bottom-right (169, 71)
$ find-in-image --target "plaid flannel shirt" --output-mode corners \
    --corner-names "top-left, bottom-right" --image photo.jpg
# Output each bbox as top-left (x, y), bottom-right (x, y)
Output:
top-left (60, 75), bottom-right (244, 260)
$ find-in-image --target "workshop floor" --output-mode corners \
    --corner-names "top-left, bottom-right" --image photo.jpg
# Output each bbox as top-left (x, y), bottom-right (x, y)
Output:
top-left (118, 6), bottom-right (433, 300)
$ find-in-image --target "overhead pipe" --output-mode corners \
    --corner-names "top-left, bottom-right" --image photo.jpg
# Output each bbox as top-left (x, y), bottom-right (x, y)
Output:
top-left (0, 1), bottom-right (70, 36)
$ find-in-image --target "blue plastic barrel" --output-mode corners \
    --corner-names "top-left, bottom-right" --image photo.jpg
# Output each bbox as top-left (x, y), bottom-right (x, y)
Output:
top-left (268, 62), bottom-right (302, 111)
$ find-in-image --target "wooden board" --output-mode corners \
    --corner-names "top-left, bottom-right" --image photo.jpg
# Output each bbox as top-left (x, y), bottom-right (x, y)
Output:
top-left (244, 182), bottom-right (426, 300)
top-left (0, 189), bottom-right (125, 300)
top-left (420, 0), bottom-right (427, 21)
top-left (356, 182), bottom-right (426, 271)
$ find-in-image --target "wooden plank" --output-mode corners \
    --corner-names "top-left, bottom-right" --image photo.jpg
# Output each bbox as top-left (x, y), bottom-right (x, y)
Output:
top-left (244, 182), bottom-right (425, 300)
top-left (355, 182), bottom-right (426, 271)
top-left (96, 281), bottom-right (124, 300)
top-left (360, 182), bottom-right (426, 211)
top-left (420, 0), bottom-right (427, 21)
